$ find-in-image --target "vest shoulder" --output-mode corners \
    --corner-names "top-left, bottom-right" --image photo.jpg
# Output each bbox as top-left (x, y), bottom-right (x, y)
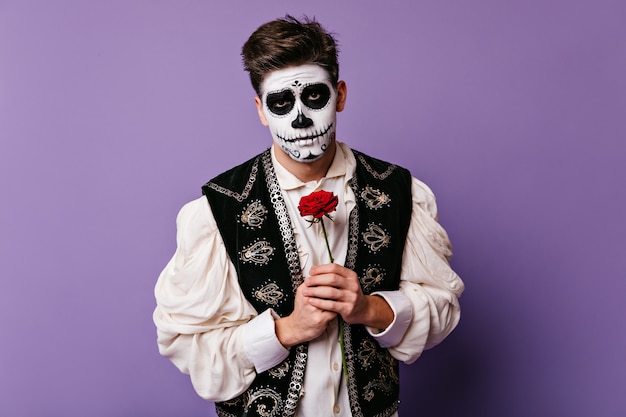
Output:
top-left (351, 148), bottom-right (411, 180)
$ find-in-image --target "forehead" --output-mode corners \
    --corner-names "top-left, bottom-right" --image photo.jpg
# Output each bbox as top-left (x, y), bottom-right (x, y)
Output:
top-left (260, 64), bottom-right (331, 95)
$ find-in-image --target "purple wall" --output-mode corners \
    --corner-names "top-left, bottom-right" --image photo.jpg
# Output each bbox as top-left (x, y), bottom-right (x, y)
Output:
top-left (1, 1), bottom-right (624, 416)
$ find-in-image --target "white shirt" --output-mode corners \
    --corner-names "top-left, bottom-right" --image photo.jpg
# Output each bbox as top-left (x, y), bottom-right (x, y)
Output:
top-left (153, 143), bottom-right (464, 416)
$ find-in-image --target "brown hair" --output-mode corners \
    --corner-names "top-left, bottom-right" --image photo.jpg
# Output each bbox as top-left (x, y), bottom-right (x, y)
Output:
top-left (241, 15), bottom-right (339, 96)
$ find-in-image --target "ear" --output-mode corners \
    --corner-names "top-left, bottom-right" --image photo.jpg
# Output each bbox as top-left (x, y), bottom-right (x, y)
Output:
top-left (336, 80), bottom-right (347, 112)
top-left (254, 96), bottom-right (269, 126)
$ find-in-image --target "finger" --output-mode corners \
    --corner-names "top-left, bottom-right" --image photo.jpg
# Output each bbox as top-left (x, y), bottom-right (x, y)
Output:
top-left (309, 297), bottom-right (344, 314)
top-left (307, 303), bottom-right (338, 319)
top-left (305, 274), bottom-right (345, 289)
top-left (304, 285), bottom-right (343, 301)
top-left (310, 263), bottom-right (347, 276)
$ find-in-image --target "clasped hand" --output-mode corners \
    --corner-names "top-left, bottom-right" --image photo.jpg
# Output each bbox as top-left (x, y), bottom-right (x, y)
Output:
top-left (275, 263), bottom-right (393, 348)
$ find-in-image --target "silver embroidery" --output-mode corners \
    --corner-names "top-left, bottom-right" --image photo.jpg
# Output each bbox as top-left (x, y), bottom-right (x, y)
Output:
top-left (240, 200), bottom-right (268, 228)
top-left (346, 176), bottom-right (360, 271)
top-left (343, 175), bottom-right (363, 416)
top-left (260, 150), bottom-right (307, 417)
top-left (239, 240), bottom-right (274, 265)
top-left (363, 353), bottom-right (398, 402)
top-left (363, 371), bottom-right (394, 401)
top-left (362, 223), bottom-right (390, 252)
top-left (342, 320), bottom-right (363, 416)
top-left (344, 174), bottom-right (400, 417)
top-left (360, 185), bottom-right (391, 210)
top-left (357, 154), bottom-right (397, 180)
top-left (207, 157), bottom-right (259, 202)
top-left (254, 282), bottom-right (284, 307)
top-left (358, 339), bottom-right (378, 369)
top-left (261, 151), bottom-right (304, 292)
top-left (268, 361), bottom-right (290, 379)
top-left (361, 266), bottom-right (385, 293)
top-left (284, 345), bottom-right (308, 417)
top-left (245, 387), bottom-right (283, 417)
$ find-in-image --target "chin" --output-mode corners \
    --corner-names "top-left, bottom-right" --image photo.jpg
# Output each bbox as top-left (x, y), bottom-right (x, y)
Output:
top-left (299, 153), bottom-right (323, 162)
top-left (289, 151), bottom-right (324, 163)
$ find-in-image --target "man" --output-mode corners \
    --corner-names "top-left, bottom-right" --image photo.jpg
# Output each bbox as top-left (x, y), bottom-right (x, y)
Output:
top-left (153, 16), bottom-right (464, 417)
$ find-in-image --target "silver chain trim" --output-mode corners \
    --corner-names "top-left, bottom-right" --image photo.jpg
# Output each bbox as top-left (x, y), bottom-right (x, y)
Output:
top-left (283, 345), bottom-right (308, 417)
top-left (261, 151), bottom-right (304, 292)
top-left (260, 150), bottom-right (307, 417)
top-left (357, 154), bottom-right (397, 180)
top-left (346, 176), bottom-right (361, 271)
top-left (344, 175), bottom-right (364, 416)
top-left (343, 322), bottom-right (362, 416)
top-left (206, 157), bottom-right (260, 202)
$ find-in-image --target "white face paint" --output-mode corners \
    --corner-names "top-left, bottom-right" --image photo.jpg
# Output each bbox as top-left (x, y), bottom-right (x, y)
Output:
top-left (260, 65), bottom-right (337, 163)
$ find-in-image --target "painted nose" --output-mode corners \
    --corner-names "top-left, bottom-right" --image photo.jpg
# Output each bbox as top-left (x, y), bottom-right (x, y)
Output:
top-left (291, 112), bottom-right (313, 128)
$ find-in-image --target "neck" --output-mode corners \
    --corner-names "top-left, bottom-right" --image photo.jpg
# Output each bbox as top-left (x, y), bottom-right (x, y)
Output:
top-left (273, 141), bottom-right (337, 183)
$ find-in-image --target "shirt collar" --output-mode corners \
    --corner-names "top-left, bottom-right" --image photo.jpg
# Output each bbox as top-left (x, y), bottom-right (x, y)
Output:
top-left (271, 143), bottom-right (350, 191)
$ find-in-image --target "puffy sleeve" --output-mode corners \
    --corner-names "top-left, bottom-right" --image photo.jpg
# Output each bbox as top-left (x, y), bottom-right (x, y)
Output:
top-left (153, 197), bottom-right (287, 401)
top-left (383, 178), bottom-right (465, 364)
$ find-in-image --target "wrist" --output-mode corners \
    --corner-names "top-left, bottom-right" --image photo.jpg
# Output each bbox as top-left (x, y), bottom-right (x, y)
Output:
top-left (364, 295), bottom-right (394, 330)
top-left (275, 316), bottom-right (299, 348)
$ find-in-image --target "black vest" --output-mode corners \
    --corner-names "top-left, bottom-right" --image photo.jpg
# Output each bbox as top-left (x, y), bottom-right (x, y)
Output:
top-left (202, 148), bottom-right (412, 417)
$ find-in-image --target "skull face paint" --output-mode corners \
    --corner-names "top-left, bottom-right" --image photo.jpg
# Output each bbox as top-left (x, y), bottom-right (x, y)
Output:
top-left (260, 65), bottom-right (337, 163)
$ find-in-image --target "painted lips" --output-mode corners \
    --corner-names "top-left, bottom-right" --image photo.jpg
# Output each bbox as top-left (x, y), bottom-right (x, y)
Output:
top-left (277, 123), bottom-right (333, 142)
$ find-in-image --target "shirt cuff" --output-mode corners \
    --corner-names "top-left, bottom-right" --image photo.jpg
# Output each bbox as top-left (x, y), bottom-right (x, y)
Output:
top-left (366, 291), bottom-right (413, 348)
top-left (242, 309), bottom-right (290, 373)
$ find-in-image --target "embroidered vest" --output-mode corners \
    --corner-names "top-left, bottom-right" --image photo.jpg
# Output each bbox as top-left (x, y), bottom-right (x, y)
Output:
top-left (202, 148), bottom-right (412, 417)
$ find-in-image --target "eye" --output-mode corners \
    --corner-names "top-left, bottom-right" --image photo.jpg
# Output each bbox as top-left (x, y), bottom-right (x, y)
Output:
top-left (301, 84), bottom-right (331, 110)
top-left (266, 90), bottom-right (295, 115)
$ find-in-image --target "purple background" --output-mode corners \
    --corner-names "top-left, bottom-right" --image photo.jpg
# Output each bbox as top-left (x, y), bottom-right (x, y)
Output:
top-left (1, 1), bottom-right (624, 416)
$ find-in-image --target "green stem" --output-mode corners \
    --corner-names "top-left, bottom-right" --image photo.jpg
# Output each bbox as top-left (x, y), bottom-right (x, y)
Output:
top-left (320, 217), bottom-right (334, 263)
top-left (319, 217), bottom-right (346, 379)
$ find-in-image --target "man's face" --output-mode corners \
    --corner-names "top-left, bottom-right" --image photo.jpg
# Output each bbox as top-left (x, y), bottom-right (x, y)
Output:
top-left (258, 65), bottom-right (337, 163)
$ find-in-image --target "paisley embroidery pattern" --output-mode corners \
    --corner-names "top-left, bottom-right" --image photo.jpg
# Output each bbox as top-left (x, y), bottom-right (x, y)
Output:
top-left (362, 223), bottom-right (390, 253)
top-left (253, 282), bottom-right (285, 307)
top-left (362, 353), bottom-right (398, 402)
top-left (358, 339), bottom-right (378, 369)
top-left (239, 240), bottom-right (275, 265)
top-left (245, 387), bottom-right (283, 417)
top-left (360, 266), bottom-right (385, 293)
top-left (268, 361), bottom-right (290, 379)
top-left (363, 371), bottom-right (394, 401)
top-left (360, 185), bottom-right (391, 210)
top-left (240, 200), bottom-right (268, 229)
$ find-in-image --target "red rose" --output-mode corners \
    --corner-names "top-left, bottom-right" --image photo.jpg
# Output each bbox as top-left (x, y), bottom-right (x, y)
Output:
top-left (298, 190), bottom-right (339, 220)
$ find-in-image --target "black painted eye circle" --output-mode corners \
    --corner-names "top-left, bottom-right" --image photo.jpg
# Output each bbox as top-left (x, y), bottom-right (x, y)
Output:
top-left (266, 90), bottom-right (296, 115)
top-left (301, 83), bottom-right (331, 110)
